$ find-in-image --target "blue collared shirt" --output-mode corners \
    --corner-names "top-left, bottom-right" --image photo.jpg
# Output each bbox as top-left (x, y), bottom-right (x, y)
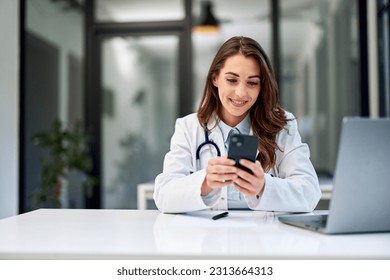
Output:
top-left (218, 114), bottom-right (251, 145)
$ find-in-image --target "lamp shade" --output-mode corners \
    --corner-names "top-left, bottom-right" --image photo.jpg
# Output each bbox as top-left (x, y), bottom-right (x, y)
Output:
top-left (193, 1), bottom-right (219, 33)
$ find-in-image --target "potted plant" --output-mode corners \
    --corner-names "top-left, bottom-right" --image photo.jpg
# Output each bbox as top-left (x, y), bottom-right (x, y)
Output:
top-left (31, 119), bottom-right (97, 209)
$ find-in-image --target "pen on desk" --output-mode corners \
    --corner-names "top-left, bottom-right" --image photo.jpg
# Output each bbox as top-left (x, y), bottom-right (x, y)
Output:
top-left (212, 211), bottom-right (229, 220)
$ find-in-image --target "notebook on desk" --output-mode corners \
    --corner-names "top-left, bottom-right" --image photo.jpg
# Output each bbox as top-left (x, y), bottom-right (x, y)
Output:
top-left (278, 117), bottom-right (390, 234)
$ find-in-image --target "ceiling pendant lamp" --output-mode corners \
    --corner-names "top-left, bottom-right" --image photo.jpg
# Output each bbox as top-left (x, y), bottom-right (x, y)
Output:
top-left (192, 1), bottom-right (220, 33)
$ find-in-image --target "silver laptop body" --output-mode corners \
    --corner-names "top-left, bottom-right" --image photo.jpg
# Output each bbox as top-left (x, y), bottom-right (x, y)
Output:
top-left (279, 117), bottom-right (390, 234)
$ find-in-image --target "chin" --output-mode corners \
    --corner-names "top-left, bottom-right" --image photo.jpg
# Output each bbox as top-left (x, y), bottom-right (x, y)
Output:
top-left (231, 107), bottom-right (250, 116)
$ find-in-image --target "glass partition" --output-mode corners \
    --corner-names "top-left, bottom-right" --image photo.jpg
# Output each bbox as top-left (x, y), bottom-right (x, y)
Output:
top-left (23, 0), bottom-right (85, 210)
top-left (280, 0), bottom-right (360, 176)
top-left (101, 36), bottom-right (179, 208)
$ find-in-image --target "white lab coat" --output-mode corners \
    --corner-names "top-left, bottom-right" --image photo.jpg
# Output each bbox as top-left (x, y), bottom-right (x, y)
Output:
top-left (154, 112), bottom-right (321, 213)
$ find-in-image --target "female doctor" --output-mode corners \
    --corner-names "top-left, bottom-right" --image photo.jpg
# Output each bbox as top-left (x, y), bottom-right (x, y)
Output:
top-left (154, 36), bottom-right (321, 213)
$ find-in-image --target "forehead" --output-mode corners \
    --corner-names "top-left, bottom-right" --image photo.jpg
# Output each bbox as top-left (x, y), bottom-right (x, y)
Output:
top-left (221, 54), bottom-right (260, 75)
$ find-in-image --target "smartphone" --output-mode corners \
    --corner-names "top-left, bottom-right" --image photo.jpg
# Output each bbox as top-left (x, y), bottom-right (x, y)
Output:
top-left (227, 134), bottom-right (259, 174)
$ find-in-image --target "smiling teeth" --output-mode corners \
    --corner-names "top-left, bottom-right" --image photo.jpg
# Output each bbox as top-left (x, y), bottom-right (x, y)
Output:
top-left (231, 99), bottom-right (246, 105)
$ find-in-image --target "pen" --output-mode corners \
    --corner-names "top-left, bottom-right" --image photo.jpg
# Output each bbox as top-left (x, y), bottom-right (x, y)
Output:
top-left (212, 211), bottom-right (229, 220)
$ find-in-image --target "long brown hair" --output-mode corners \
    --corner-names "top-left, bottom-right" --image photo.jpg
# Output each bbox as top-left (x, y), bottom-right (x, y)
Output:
top-left (197, 36), bottom-right (288, 171)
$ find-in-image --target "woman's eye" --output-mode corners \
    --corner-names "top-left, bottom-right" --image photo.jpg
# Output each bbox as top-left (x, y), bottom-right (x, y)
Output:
top-left (226, 78), bottom-right (237, 83)
top-left (247, 81), bottom-right (259, 86)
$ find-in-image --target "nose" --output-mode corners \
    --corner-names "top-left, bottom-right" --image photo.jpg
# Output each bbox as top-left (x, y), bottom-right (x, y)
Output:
top-left (235, 82), bottom-right (247, 97)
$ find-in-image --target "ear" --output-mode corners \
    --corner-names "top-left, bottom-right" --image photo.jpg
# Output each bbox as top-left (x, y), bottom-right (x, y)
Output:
top-left (212, 76), bottom-right (218, 88)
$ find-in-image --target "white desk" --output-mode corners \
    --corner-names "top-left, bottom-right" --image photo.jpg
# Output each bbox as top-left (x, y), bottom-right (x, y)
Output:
top-left (0, 209), bottom-right (389, 260)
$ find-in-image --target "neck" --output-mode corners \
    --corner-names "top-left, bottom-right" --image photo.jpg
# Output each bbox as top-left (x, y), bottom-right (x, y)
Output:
top-left (222, 113), bottom-right (247, 127)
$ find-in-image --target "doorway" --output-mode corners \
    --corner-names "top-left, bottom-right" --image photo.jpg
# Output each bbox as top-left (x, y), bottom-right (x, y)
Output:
top-left (85, 0), bottom-right (192, 208)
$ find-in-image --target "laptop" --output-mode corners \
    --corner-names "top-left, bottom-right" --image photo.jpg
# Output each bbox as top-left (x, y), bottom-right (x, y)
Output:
top-left (278, 117), bottom-right (390, 234)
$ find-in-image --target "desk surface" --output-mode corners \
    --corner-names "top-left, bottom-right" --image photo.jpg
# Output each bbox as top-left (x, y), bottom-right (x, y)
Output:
top-left (0, 209), bottom-right (389, 259)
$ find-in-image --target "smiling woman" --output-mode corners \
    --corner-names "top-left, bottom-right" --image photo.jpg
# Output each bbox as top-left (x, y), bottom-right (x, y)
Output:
top-left (212, 54), bottom-right (261, 127)
top-left (154, 36), bottom-right (321, 214)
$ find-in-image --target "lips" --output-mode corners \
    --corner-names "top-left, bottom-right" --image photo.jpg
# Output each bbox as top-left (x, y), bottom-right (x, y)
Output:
top-left (230, 98), bottom-right (248, 107)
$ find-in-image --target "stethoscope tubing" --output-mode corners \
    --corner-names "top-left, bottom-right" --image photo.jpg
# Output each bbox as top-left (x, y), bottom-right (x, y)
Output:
top-left (195, 124), bottom-right (221, 171)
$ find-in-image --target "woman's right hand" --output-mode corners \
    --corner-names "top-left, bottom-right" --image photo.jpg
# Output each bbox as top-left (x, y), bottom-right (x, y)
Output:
top-left (201, 156), bottom-right (238, 195)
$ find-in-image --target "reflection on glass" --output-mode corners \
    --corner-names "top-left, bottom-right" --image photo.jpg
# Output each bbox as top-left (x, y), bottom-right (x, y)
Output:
top-left (25, 0), bottom-right (85, 210)
top-left (101, 36), bottom-right (178, 209)
top-left (280, 0), bottom-right (360, 175)
top-left (95, 0), bottom-right (184, 22)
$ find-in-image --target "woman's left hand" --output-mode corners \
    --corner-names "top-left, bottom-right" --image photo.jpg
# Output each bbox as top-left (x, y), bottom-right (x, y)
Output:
top-left (233, 159), bottom-right (265, 197)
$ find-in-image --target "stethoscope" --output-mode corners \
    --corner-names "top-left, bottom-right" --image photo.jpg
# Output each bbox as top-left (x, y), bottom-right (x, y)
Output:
top-left (195, 124), bottom-right (221, 170)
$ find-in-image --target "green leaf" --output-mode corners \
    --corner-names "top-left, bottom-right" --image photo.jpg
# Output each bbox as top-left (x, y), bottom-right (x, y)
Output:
top-left (30, 119), bottom-right (97, 209)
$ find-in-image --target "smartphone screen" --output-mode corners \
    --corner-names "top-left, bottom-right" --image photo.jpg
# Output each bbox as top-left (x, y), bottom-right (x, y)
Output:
top-left (227, 134), bottom-right (259, 174)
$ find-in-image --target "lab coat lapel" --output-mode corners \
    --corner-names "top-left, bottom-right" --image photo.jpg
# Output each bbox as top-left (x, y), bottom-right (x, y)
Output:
top-left (206, 115), bottom-right (225, 156)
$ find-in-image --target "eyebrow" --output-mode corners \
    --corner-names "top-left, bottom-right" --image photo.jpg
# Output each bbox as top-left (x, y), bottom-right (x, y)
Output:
top-left (224, 71), bottom-right (260, 79)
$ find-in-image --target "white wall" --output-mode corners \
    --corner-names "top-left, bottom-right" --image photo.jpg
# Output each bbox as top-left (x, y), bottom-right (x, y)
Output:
top-left (0, 0), bottom-right (19, 219)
